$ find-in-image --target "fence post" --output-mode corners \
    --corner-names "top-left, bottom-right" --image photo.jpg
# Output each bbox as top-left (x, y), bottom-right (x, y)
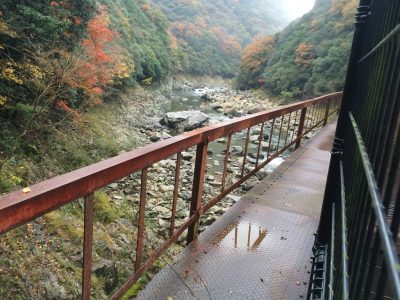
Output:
top-left (295, 107), bottom-right (307, 149)
top-left (323, 99), bottom-right (332, 126)
top-left (187, 141), bottom-right (208, 245)
top-left (82, 193), bottom-right (94, 300)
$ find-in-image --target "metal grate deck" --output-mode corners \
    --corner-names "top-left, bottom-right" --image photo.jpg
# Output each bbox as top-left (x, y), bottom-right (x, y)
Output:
top-left (136, 122), bottom-right (336, 300)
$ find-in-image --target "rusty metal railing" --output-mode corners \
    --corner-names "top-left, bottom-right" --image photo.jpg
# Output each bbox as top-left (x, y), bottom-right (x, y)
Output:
top-left (0, 92), bottom-right (341, 299)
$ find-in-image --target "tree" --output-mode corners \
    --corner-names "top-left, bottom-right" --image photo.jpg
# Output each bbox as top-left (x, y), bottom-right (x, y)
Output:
top-left (237, 35), bottom-right (275, 89)
top-left (295, 43), bottom-right (314, 67)
top-left (67, 5), bottom-right (134, 102)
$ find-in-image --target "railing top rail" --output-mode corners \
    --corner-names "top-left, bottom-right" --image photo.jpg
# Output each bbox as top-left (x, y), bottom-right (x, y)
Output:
top-left (0, 92), bottom-right (341, 235)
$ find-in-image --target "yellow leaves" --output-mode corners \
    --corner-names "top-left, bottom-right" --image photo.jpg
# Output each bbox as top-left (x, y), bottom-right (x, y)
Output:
top-left (141, 77), bottom-right (153, 85)
top-left (114, 61), bottom-right (134, 79)
top-left (331, 0), bottom-right (358, 31)
top-left (241, 35), bottom-right (275, 72)
top-left (0, 95), bottom-right (7, 106)
top-left (11, 175), bottom-right (23, 185)
top-left (24, 63), bottom-right (45, 80)
top-left (0, 17), bottom-right (16, 38)
top-left (1, 65), bottom-right (24, 84)
top-left (0, 60), bottom-right (45, 85)
top-left (295, 43), bottom-right (314, 67)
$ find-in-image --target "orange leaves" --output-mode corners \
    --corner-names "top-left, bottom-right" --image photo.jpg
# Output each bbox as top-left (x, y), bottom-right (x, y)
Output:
top-left (295, 43), bottom-right (314, 67)
top-left (241, 35), bottom-right (275, 72)
top-left (84, 6), bottom-right (115, 44)
top-left (167, 29), bottom-right (179, 49)
top-left (172, 21), bottom-right (202, 37)
top-left (172, 17), bottom-right (208, 37)
top-left (141, 4), bottom-right (152, 13)
top-left (68, 5), bottom-right (133, 102)
top-left (331, 0), bottom-right (358, 31)
top-left (210, 27), bottom-right (241, 55)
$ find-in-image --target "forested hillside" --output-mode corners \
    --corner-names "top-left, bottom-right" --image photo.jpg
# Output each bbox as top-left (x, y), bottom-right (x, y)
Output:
top-left (237, 0), bottom-right (357, 99)
top-left (0, 0), bottom-right (181, 192)
top-left (152, 0), bottom-right (289, 76)
top-left (0, 0), bottom-right (293, 192)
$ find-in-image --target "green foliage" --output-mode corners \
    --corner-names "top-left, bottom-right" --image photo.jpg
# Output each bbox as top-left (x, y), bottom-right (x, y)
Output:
top-left (0, 0), bottom-right (97, 46)
top-left (237, 0), bottom-right (357, 100)
top-left (94, 191), bottom-right (118, 224)
top-left (152, 0), bottom-right (290, 77)
top-left (100, 0), bottom-right (177, 81)
top-left (121, 274), bottom-right (150, 299)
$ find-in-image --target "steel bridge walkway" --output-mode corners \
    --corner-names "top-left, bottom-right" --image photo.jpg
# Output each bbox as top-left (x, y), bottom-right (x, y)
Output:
top-left (137, 122), bottom-right (336, 300)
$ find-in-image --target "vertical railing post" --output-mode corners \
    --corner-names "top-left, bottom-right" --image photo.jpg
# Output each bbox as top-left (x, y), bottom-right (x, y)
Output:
top-left (187, 141), bottom-right (208, 245)
top-left (170, 153), bottom-right (181, 237)
top-left (135, 168), bottom-right (148, 271)
top-left (295, 107), bottom-right (307, 150)
top-left (323, 99), bottom-right (332, 126)
top-left (82, 193), bottom-right (94, 300)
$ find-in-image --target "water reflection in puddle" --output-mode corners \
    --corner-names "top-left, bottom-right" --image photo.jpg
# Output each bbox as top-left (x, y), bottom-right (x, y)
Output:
top-left (212, 222), bottom-right (268, 251)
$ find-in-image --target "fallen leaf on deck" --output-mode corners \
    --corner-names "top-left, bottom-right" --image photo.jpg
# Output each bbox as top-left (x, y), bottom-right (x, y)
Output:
top-left (22, 187), bottom-right (31, 194)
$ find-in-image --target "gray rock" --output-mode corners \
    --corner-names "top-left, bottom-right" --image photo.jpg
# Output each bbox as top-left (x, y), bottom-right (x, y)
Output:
top-left (247, 104), bottom-right (265, 114)
top-left (226, 108), bottom-right (244, 117)
top-left (176, 210), bottom-right (189, 219)
top-left (201, 93), bottom-right (212, 101)
top-left (154, 206), bottom-right (170, 216)
top-left (150, 135), bottom-right (161, 142)
top-left (242, 181), bottom-right (255, 191)
top-left (159, 185), bottom-right (174, 192)
top-left (202, 215), bottom-right (217, 226)
top-left (115, 218), bottom-right (135, 230)
top-left (180, 191), bottom-right (192, 202)
top-left (160, 132), bottom-right (173, 140)
top-left (231, 146), bottom-right (243, 156)
top-left (108, 183), bottom-right (118, 189)
top-left (161, 111), bottom-right (209, 132)
top-left (93, 259), bottom-right (118, 293)
top-left (207, 175), bottom-right (215, 181)
top-left (44, 273), bottom-right (67, 300)
top-left (181, 151), bottom-right (194, 161)
top-left (250, 135), bottom-right (261, 143)
top-left (210, 102), bottom-right (223, 110)
top-left (261, 141), bottom-right (270, 150)
top-left (252, 128), bottom-right (262, 135)
top-left (123, 188), bottom-right (135, 195)
top-left (226, 194), bottom-right (241, 203)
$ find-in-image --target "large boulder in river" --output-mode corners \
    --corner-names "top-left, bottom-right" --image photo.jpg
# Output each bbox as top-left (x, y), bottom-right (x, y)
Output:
top-left (161, 111), bottom-right (209, 132)
top-left (247, 104), bottom-right (265, 114)
top-left (201, 93), bottom-right (212, 101)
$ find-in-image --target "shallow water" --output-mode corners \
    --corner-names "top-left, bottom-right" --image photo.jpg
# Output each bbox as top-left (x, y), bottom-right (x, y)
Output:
top-left (211, 221), bottom-right (268, 251)
top-left (163, 88), bottom-right (290, 174)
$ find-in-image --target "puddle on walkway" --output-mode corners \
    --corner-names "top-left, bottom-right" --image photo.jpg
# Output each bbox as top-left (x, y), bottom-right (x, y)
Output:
top-left (211, 221), bottom-right (268, 251)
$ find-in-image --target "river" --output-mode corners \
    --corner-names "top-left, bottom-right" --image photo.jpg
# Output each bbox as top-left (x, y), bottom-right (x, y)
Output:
top-left (161, 85), bottom-right (287, 175)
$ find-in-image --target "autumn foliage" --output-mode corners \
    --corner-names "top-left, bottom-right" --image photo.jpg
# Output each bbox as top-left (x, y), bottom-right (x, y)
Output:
top-left (241, 36), bottom-right (275, 71)
top-left (295, 43), bottom-right (314, 67)
top-left (237, 35), bottom-right (275, 88)
top-left (68, 6), bottom-right (133, 102)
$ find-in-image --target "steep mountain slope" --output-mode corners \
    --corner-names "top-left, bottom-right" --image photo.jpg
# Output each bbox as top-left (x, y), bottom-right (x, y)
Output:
top-left (237, 0), bottom-right (358, 99)
top-left (152, 0), bottom-right (290, 76)
top-left (0, 0), bottom-right (178, 192)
